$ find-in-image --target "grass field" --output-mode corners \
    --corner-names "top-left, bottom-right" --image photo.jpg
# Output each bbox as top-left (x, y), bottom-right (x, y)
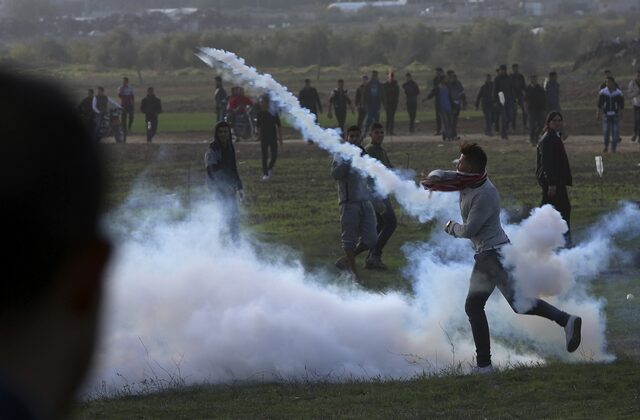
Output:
top-left (73, 134), bottom-right (640, 418)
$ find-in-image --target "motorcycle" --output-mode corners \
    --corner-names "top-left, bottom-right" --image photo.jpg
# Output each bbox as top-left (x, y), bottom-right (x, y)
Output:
top-left (97, 108), bottom-right (125, 143)
top-left (226, 104), bottom-right (257, 142)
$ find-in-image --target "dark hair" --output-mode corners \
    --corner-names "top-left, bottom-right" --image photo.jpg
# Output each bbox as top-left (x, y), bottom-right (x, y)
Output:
top-left (512, 63), bottom-right (519, 68)
top-left (607, 76), bottom-right (616, 84)
top-left (435, 67), bottom-right (443, 72)
top-left (123, 77), bottom-right (129, 82)
top-left (304, 78), bottom-right (310, 83)
top-left (370, 122), bottom-right (384, 132)
top-left (485, 73), bottom-right (492, 77)
top-left (549, 71), bottom-right (557, 77)
top-left (604, 69), bottom-right (611, 74)
top-left (215, 76), bottom-right (222, 81)
top-left (338, 79), bottom-right (344, 83)
top-left (405, 72), bottom-right (412, 77)
top-left (446, 69), bottom-right (454, 75)
top-left (1, 70), bottom-right (104, 317)
top-left (346, 125), bottom-right (360, 135)
top-left (460, 142), bottom-right (487, 172)
top-left (544, 111), bottom-right (563, 131)
top-left (97, 86), bottom-right (104, 91)
top-left (499, 64), bottom-right (507, 71)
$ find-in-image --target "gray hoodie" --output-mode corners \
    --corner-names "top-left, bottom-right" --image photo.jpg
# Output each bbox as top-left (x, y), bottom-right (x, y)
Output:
top-left (331, 147), bottom-right (371, 204)
top-left (450, 178), bottom-right (510, 253)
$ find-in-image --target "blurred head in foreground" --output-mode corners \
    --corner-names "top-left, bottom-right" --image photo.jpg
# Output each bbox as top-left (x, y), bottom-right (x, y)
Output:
top-left (0, 69), bottom-right (112, 419)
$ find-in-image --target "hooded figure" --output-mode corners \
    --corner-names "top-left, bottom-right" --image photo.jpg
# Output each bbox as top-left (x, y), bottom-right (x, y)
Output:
top-left (204, 121), bottom-right (244, 241)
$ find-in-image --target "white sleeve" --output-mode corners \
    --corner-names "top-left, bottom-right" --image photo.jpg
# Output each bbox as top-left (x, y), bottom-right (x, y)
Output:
top-left (92, 97), bottom-right (99, 113)
top-left (108, 97), bottom-right (121, 108)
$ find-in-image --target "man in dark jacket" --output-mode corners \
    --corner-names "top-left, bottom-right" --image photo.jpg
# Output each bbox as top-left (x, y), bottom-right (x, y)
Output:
top-left (597, 76), bottom-right (624, 153)
top-left (447, 70), bottom-right (467, 140)
top-left (205, 121), bottom-right (244, 241)
top-left (77, 88), bottom-right (95, 136)
top-left (382, 71), bottom-right (400, 135)
top-left (214, 76), bottom-right (228, 123)
top-left (493, 64), bottom-right (514, 140)
top-left (510, 64), bottom-right (527, 131)
top-left (426, 75), bottom-right (455, 141)
top-left (475, 74), bottom-right (494, 136)
top-left (299, 78), bottom-right (322, 120)
top-left (402, 72), bottom-right (420, 133)
top-left (328, 79), bottom-right (354, 135)
top-left (256, 95), bottom-right (283, 180)
top-left (537, 111), bottom-right (573, 246)
top-left (525, 75), bottom-right (546, 145)
top-left (545, 71), bottom-right (561, 112)
top-left (426, 67), bottom-right (444, 135)
top-left (140, 87), bottom-right (162, 143)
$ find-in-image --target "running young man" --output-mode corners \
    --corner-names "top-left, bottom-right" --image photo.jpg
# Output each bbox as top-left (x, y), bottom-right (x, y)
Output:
top-left (421, 142), bottom-right (582, 373)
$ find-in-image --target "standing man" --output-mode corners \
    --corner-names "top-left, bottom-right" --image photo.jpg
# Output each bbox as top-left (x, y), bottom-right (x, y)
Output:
top-left (117, 77), bottom-right (135, 141)
top-left (299, 78), bottom-right (323, 121)
top-left (475, 74), bottom-right (494, 137)
top-left (77, 88), bottom-right (95, 136)
top-left (364, 122), bottom-right (397, 270)
top-left (426, 75), bottom-right (455, 142)
top-left (510, 64), bottom-right (527, 131)
top-left (402, 72), bottom-right (420, 133)
top-left (597, 76), bottom-right (624, 153)
top-left (544, 71), bottom-right (561, 112)
top-left (363, 70), bottom-right (383, 135)
top-left (525, 75), bottom-right (546, 146)
top-left (425, 67), bottom-right (445, 135)
top-left (205, 121), bottom-right (244, 242)
top-left (447, 70), bottom-right (467, 141)
top-left (92, 86), bottom-right (121, 142)
top-left (627, 70), bottom-right (640, 142)
top-left (256, 95), bottom-right (283, 181)
top-left (382, 71), bottom-right (400, 135)
top-left (422, 142), bottom-right (582, 373)
top-left (332, 125), bottom-right (377, 283)
top-left (355, 75), bottom-right (369, 131)
top-left (0, 69), bottom-right (112, 420)
top-left (493, 64), bottom-right (514, 140)
top-left (140, 87), bottom-right (162, 143)
top-left (214, 76), bottom-right (228, 123)
top-left (328, 79), bottom-right (354, 135)
top-left (537, 112), bottom-right (573, 246)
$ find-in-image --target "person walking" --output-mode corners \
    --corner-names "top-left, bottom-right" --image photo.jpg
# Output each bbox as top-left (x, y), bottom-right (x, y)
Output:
top-left (299, 78), bottom-right (322, 120)
top-left (402, 72), bottom-right (420, 133)
top-left (422, 141), bottom-right (582, 374)
top-left (493, 64), bottom-right (514, 140)
top-left (536, 111), bottom-right (573, 246)
top-left (328, 79), bottom-right (354, 135)
top-left (214, 76), bottom-right (228, 123)
top-left (382, 71), bottom-right (400, 135)
top-left (425, 67), bottom-right (444, 135)
top-left (597, 77), bottom-right (624, 153)
top-left (204, 121), bottom-right (244, 242)
top-left (447, 70), bottom-right (467, 141)
top-left (355, 75), bottom-right (369, 131)
top-left (475, 74), bottom-right (494, 137)
top-left (117, 77), bottom-right (135, 141)
top-left (363, 70), bottom-right (383, 134)
top-left (627, 70), bottom-right (640, 142)
top-left (525, 75), bottom-right (546, 146)
top-left (332, 125), bottom-right (377, 283)
top-left (364, 122), bottom-right (397, 270)
top-left (544, 71), bottom-right (561, 112)
top-left (256, 95), bottom-right (283, 181)
top-left (510, 64), bottom-right (527, 131)
top-left (140, 87), bottom-right (162, 143)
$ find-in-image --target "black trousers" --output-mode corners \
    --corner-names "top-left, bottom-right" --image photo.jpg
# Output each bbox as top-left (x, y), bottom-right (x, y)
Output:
top-left (121, 103), bottom-right (134, 134)
top-left (335, 108), bottom-right (347, 135)
top-left (541, 184), bottom-right (572, 245)
top-left (261, 139), bottom-right (278, 176)
top-left (357, 107), bottom-right (367, 130)
top-left (465, 249), bottom-right (569, 368)
top-left (385, 106), bottom-right (397, 135)
top-left (407, 100), bottom-right (417, 132)
top-left (435, 107), bottom-right (441, 133)
top-left (634, 106), bottom-right (640, 137)
top-left (145, 115), bottom-right (158, 142)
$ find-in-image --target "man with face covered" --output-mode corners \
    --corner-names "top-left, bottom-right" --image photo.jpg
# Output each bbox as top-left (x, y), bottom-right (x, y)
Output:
top-left (421, 142), bottom-right (582, 374)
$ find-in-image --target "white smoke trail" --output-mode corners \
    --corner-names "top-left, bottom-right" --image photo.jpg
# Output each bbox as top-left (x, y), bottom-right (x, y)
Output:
top-left (196, 48), bottom-right (447, 222)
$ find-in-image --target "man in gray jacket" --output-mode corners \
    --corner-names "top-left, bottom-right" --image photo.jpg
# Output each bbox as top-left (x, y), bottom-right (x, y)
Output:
top-left (421, 142), bottom-right (582, 373)
top-left (332, 125), bottom-right (377, 284)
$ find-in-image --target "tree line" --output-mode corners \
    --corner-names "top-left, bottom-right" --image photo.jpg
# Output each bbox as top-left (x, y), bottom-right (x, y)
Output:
top-left (2, 17), bottom-right (639, 72)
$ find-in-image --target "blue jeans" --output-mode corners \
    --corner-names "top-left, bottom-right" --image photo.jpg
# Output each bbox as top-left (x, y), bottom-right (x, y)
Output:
top-left (603, 114), bottom-right (620, 151)
top-left (364, 105), bottom-right (380, 134)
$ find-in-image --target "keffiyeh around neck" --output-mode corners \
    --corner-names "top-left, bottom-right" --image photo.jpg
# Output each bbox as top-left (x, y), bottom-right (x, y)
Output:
top-left (421, 169), bottom-right (488, 192)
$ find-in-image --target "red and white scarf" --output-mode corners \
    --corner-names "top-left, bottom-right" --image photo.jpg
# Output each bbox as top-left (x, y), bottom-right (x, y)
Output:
top-left (421, 169), bottom-right (488, 192)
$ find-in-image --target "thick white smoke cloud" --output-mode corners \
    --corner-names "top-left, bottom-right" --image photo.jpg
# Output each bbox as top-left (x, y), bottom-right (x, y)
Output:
top-left (87, 187), bottom-right (638, 394)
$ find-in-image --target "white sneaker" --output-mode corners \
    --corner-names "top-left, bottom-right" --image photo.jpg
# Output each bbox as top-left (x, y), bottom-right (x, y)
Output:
top-left (261, 174), bottom-right (270, 181)
top-left (472, 364), bottom-right (494, 375)
top-left (564, 315), bottom-right (582, 353)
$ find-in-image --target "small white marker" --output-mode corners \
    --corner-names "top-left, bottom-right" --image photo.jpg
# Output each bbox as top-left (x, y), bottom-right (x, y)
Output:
top-left (627, 294), bottom-right (634, 300)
